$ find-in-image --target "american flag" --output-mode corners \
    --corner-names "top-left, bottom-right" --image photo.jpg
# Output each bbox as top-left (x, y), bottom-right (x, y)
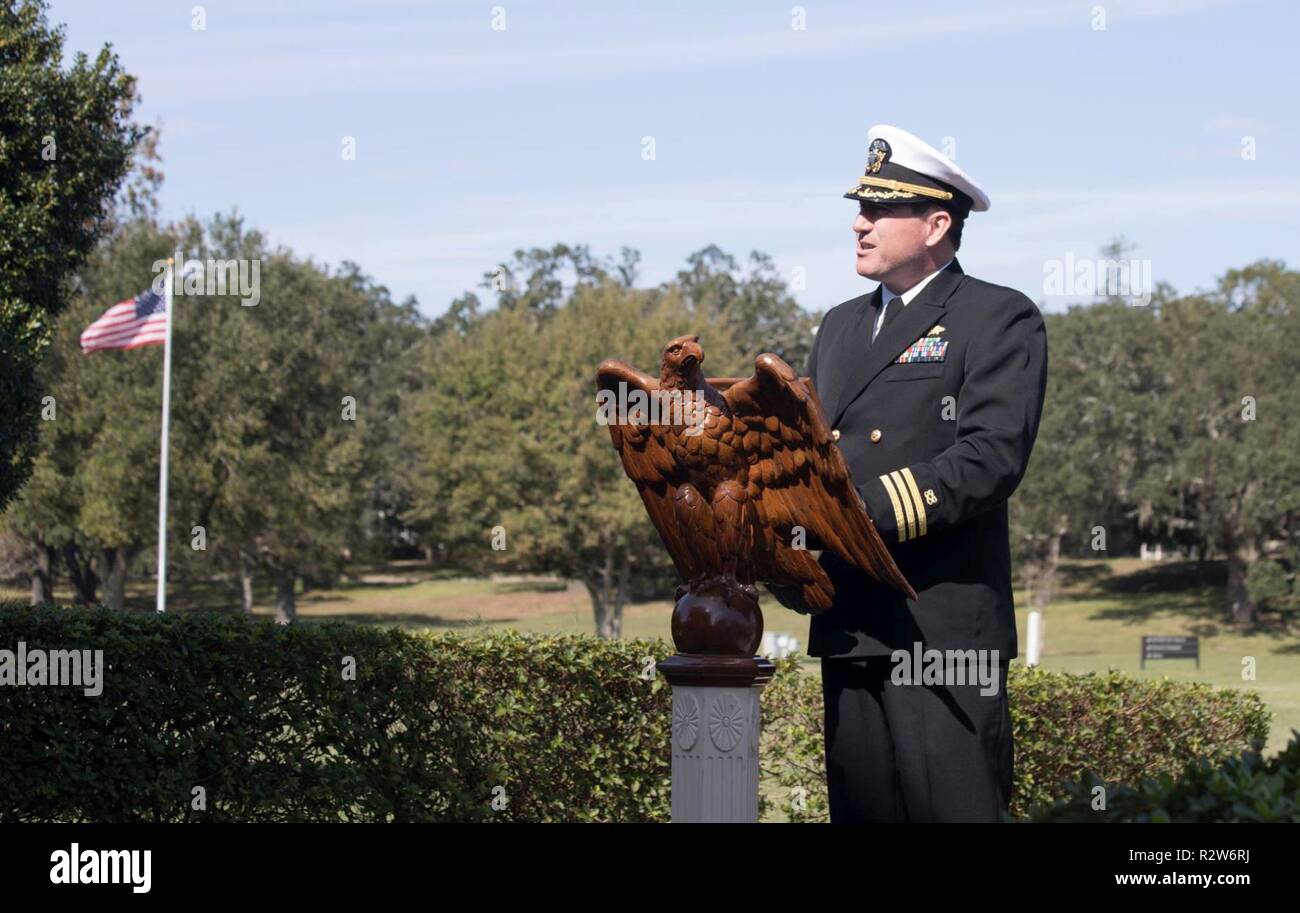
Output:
top-left (80, 287), bottom-right (168, 353)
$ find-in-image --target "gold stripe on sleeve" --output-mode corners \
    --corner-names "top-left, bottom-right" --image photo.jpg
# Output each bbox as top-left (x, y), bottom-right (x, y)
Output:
top-left (888, 470), bottom-right (917, 542)
top-left (883, 473), bottom-right (915, 543)
top-left (900, 467), bottom-right (928, 538)
top-left (879, 473), bottom-right (910, 542)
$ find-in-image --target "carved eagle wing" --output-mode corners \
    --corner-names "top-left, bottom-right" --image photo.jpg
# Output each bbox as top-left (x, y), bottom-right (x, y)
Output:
top-left (595, 360), bottom-right (696, 580)
top-left (724, 353), bottom-right (916, 600)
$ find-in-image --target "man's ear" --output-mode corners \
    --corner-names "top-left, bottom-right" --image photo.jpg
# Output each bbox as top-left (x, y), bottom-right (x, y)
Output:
top-left (924, 206), bottom-right (952, 248)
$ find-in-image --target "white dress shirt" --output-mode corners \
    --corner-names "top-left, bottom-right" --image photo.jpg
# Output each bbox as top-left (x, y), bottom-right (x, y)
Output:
top-left (871, 259), bottom-right (954, 342)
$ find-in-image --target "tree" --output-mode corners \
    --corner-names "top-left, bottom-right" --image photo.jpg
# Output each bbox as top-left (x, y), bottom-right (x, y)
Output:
top-left (507, 281), bottom-right (744, 637)
top-left (2, 212), bottom-right (423, 616)
top-left (674, 245), bottom-right (817, 369)
top-left (400, 251), bottom-right (748, 637)
top-left (1014, 237), bottom-right (1177, 610)
top-left (1141, 261), bottom-right (1300, 624)
top-left (1011, 255), bottom-right (1300, 627)
top-left (1010, 293), bottom-right (1172, 605)
top-left (2, 216), bottom-right (178, 608)
top-left (168, 215), bottom-right (421, 621)
top-left (0, 0), bottom-right (143, 511)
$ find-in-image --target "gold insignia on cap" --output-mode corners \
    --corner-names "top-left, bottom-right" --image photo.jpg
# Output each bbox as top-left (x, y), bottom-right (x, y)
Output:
top-left (866, 137), bottom-right (891, 174)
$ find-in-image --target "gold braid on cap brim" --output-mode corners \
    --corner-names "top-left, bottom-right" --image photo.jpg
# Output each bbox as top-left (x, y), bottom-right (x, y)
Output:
top-left (850, 176), bottom-right (954, 202)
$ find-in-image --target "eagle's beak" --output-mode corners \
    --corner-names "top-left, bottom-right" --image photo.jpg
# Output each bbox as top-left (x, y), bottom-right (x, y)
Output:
top-left (682, 338), bottom-right (703, 367)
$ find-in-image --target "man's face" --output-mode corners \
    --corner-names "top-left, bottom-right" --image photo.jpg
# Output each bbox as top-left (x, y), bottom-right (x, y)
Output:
top-left (852, 201), bottom-right (934, 281)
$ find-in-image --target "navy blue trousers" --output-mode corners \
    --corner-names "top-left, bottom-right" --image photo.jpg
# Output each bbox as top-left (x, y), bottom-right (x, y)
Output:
top-left (821, 655), bottom-right (1013, 823)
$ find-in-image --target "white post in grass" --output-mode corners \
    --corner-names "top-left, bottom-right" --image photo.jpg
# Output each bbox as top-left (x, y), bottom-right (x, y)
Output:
top-left (155, 258), bottom-right (175, 614)
top-left (1026, 610), bottom-right (1043, 667)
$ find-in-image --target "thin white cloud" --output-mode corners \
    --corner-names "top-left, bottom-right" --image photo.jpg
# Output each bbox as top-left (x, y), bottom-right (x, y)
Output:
top-left (1203, 115), bottom-right (1268, 133)
top-left (99, 0), bottom-right (1250, 104)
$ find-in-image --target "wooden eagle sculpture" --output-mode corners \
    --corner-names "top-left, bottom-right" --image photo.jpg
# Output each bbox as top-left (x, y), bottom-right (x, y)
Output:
top-left (596, 334), bottom-right (915, 625)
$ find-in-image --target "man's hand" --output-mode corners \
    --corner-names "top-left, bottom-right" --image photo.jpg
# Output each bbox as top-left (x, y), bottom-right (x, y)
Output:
top-left (764, 581), bottom-right (814, 615)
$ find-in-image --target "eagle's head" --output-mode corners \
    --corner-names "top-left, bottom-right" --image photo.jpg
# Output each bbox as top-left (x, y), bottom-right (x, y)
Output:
top-left (660, 334), bottom-right (704, 389)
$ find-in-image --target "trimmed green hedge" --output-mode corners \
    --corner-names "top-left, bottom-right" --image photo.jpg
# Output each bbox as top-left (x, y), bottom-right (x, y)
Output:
top-left (0, 604), bottom-right (1272, 821)
top-left (0, 605), bottom-right (671, 822)
top-left (1027, 732), bottom-right (1300, 822)
top-left (758, 660), bottom-right (1269, 821)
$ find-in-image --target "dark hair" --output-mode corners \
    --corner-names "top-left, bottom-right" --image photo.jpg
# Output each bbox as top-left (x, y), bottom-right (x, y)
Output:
top-left (922, 202), bottom-right (964, 252)
top-left (945, 210), bottom-right (965, 252)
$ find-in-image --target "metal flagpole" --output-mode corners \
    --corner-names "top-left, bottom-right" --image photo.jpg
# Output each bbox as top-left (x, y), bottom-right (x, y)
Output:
top-left (156, 258), bottom-right (175, 614)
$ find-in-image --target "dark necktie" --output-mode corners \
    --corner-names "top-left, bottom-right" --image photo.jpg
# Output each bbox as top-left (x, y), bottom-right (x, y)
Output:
top-left (874, 294), bottom-right (903, 344)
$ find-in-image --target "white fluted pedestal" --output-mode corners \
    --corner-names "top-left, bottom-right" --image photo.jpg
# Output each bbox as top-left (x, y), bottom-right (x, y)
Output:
top-left (657, 654), bottom-right (775, 823)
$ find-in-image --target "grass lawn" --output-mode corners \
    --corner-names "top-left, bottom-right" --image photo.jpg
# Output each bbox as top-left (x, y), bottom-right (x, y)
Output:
top-left (1016, 558), bottom-right (1300, 756)
top-left (5, 556), bottom-right (1297, 754)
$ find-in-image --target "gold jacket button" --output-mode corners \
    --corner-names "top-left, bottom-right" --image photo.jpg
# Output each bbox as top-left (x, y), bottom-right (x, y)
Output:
top-left (869, 428), bottom-right (883, 443)
top-left (831, 429), bottom-right (841, 441)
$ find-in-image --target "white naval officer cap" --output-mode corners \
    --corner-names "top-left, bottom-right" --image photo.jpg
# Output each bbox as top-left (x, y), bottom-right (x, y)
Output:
top-left (844, 124), bottom-right (990, 216)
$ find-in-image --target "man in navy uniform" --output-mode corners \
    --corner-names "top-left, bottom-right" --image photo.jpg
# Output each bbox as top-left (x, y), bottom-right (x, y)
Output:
top-left (801, 125), bottom-right (1048, 822)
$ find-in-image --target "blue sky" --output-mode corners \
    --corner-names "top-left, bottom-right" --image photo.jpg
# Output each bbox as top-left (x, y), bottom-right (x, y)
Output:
top-left (52, 0), bottom-right (1299, 316)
